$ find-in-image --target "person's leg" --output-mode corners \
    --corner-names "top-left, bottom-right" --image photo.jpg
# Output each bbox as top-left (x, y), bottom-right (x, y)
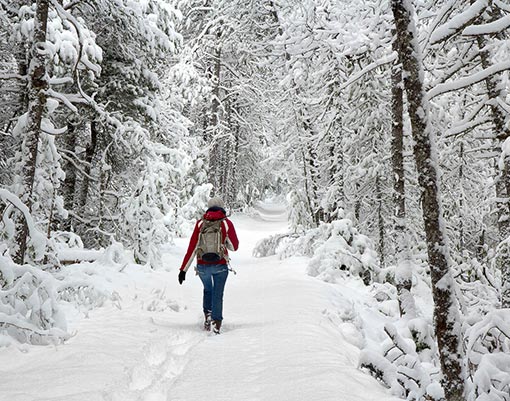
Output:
top-left (197, 264), bottom-right (213, 315)
top-left (211, 264), bottom-right (229, 323)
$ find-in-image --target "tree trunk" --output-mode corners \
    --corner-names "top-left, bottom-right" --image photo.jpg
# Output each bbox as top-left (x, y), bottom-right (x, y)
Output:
top-left (391, 33), bottom-right (413, 316)
top-left (327, 116), bottom-right (344, 221)
top-left (458, 142), bottom-right (464, 251)
top-left (391, 38), bottom-right (406, 235)
top-left (226, 96), bottom-right (240, 208)
top-left (207, 34), bottom-right (222, 195)
top-left (327, 141), bottom-right (343, 221)
top-left (16, 52), bottom-right (29, 115)
top-left (391, 1), bottom-right (465, 400)
top-left (376, 173), bottom-right (385, 267)
top-left (301, 149), bottom-right (315, 225)
top-left (61, 120), bottom-right (77, 231)
top-left (302, 129), bottom-right (321, 226)
top-left (76, 121), bottom-right (98, 214)
top-left (15, 0), bottom-right (50, 265)
top-left (96, 154), bottom-right (110, 246)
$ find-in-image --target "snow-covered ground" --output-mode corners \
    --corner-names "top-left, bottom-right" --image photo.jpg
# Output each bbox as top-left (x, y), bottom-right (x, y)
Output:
top-left (0, 202), bottom-right (401, 401)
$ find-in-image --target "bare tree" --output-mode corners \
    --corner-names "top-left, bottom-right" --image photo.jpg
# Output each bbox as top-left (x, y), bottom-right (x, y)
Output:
top-left (390, 32), bottom-right (414, 316)
top-left (391, 1), bottom-right (465, 400)
top-left (15, 0), bottom-right (50, 264)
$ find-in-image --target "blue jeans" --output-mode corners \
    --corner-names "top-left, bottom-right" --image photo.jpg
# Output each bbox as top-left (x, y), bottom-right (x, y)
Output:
top-left (196, 264), bottom-right (229, 321)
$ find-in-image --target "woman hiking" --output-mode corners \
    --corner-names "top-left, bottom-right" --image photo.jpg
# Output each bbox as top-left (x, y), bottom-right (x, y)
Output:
top-left (178, 197), bottom-right (239, 334)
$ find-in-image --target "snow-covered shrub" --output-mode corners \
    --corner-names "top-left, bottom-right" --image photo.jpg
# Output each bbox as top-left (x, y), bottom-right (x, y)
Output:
top-left (307, 219), bottom-right (379, 285)
top-left (452, 255), bottom-right (509, 401)
top-left (287, 189), bottom-right (314, 233)
top-left (459, 274), bottom-right (500, 320)
top-left (465, 309), bottom-right (510, 401)
top-left (279, 226), bottom-right (326, 260)
top-left (55, 240), bottom-right (127, 312)
top-left (252, 233), bottom-right (300, 258)
top-left (52, 230), bottom-right (85, 250)
top-left (55, 264), bottom-right (121, 314)
top-left (253, 218), bottom-right (379, 284)
top-left (358, 268), bottom-right (443, 401)
top-left (0, 248), bottom-right (68, 345)
top-left (0, 237), bottom-right (132, 346)
top-left (359, 349), bottom-right (397, 387)
top-left (360, 320), bottom-right (443, 401)
top-left (360, 250), bottom-right (508, 401)
top-left (95, 239), bottom-right (135, 267)
top-left (141, 288), bottom-right (185, 313)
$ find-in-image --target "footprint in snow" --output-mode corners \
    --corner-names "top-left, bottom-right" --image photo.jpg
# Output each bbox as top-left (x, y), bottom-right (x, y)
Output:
top-left (129, 364), bottom-right (154, 391)
top-left (142, 387), bottom-right (168, 401)
top-left (107, 330), bottom-right (202, 400)
top-left (146, 339), bottom-right (168, 367)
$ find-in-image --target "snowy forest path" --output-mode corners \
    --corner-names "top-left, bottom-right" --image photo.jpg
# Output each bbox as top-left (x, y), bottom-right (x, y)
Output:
top-left (0, 201), bottom-right (400, 401)
top-left (159, 201), bottom-right (400, 401)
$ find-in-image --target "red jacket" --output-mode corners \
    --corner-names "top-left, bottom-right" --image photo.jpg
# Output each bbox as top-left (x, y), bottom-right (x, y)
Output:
top-left (180, 209), bottom-right (239, 272)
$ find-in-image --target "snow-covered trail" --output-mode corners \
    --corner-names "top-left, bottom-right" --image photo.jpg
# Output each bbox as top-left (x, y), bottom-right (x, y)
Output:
top-left (0, 202), bottom-right (400, 401)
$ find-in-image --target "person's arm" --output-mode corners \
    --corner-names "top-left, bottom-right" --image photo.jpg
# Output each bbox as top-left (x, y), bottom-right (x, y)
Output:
top-left (225, 219), bottom-right (239, 251)
top-left (180, 221), bottom-right (201, 272)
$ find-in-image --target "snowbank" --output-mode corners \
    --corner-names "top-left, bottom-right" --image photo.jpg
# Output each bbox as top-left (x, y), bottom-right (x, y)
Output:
top-left (0, 241), bottom-right (136, 347)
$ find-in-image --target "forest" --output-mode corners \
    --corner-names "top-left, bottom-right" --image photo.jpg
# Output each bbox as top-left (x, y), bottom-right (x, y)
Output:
top-left (1, 1), bottom-right (510, 401)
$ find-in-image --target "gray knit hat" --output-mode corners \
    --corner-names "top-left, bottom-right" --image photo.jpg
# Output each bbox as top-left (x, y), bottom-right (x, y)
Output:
top-left (207, 196), bottom-right (224, 209)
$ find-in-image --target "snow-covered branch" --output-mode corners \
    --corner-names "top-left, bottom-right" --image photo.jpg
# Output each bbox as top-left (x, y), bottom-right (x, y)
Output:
top-left (0, 73), bottom-right (27, 81)
top-left (446, 116), bottom-right (491, 137)
top-left (429, 0), bottom-right (488, 44)
top-left (427, 60), bottom-right (510, 100)
top-left (340, 52), bottom-right (398, 90)
top-left (462, 14), bottom-right (510, 36)
top-left (41, 125), bottom-right (68, 136)
top-left (0, 189), bottom-right (47, 261)
top-left (46, 89), bottom-right (79, 113)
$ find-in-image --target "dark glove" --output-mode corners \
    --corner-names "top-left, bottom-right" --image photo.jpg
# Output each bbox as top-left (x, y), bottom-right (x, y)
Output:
top-left (178, 270), bottom-right (186, 285)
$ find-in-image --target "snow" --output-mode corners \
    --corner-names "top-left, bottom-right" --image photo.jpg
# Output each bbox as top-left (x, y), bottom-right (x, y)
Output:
top-left (0, 202), bottom-right (400, 401)
top-left (427, 60), bottom-right (510, 100)
top-left (0, 189), bottom-right (47, 261)
top-left (462, 14), bottom-right (510, 36)
top-left (429, 0), bottom-right (488, 44)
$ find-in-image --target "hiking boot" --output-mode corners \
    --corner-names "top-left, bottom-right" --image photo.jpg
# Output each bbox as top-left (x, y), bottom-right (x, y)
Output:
top-left (204, 311), bottom-right (212, 331)
top-left (213, 320), bottom-right (222, 334)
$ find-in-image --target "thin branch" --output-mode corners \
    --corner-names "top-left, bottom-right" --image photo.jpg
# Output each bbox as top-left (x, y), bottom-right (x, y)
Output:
top-left (59, 153), bottom-right (97, 181)
top-left (340, 52), bottom-right (398, 90)
top-left (41, 127), bottom-right (68, 136)
top-left (0, 321), bottom-right (65, 339)
top-left (63, 0), bottom-right (82, 10)
top-left (46, 89), bottom-right (79, 113)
